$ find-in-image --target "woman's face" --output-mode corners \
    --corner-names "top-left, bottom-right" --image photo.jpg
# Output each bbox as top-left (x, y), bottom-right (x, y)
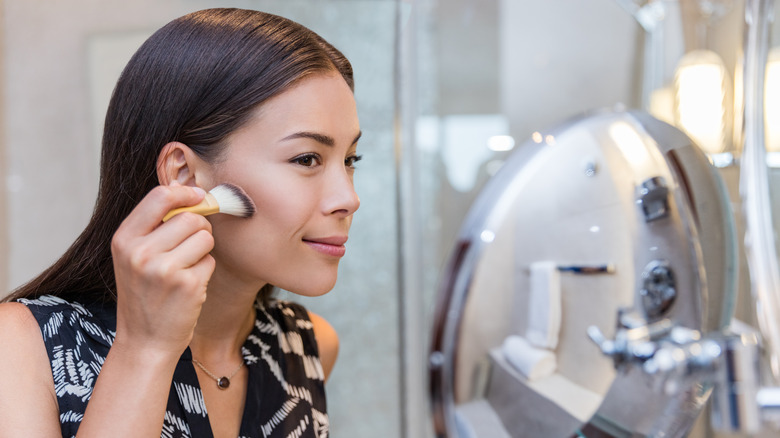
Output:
top-left (205, 72), bottom-right (361, 296)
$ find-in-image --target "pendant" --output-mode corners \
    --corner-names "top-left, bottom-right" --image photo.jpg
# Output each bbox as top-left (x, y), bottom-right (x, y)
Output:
top-left (217, 377), bottom-right (230, 389)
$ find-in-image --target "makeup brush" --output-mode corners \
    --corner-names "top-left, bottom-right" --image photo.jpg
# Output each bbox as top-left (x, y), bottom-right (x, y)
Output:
top-left (162, 183), bottom-right (256, 222)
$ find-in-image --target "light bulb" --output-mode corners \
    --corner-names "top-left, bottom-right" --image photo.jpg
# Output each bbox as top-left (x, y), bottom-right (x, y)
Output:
top-left (487, 135), bottom-right (515, 152)
top-left (673, 50), bottom-right (732, 155)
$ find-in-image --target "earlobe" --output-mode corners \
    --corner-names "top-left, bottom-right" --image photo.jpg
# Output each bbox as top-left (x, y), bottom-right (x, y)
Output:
top-left (156, 142), bottom-right (199, 186)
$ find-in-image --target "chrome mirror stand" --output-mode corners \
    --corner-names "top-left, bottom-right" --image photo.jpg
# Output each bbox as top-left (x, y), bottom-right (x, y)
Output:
top-left (588, 313), bottom-right (780, 434)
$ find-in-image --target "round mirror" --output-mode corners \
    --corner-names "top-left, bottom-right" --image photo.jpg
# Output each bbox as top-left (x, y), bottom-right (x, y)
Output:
top-left (429, 110), bottom-right (737, 437)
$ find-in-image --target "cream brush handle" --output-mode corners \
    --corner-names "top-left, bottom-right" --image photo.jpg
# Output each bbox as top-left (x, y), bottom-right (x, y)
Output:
top-left (162, 193), bottom-right (219, 222)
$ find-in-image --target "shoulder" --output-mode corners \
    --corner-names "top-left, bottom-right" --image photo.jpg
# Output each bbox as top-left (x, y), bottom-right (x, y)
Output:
top-left (0, 301), bottom-right (44, 346)
top-left (16, 294), bottom-right (90, 326)
top-left (0, 302), bottom-right (61, 434)
top-left (16, 294), bottom-right (116, 348)
top-left (0, 301), bottom-right (52, 356)
top-left (263, 300), bottom-right (339, 381)
top-left (307, 311), bottom-right (339, 382)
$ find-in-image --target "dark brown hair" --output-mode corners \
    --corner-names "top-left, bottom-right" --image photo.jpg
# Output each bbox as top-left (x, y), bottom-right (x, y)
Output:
top-left (5, 8), bottom-right (353, 304)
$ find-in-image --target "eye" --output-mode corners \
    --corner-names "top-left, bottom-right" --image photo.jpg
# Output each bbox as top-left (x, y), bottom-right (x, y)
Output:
top-left (291, 153), bottom-right (321, 167)
top-left (345, 154), bottom-right (363, 169)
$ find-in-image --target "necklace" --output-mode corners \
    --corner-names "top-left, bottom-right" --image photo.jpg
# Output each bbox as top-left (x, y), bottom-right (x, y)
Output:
top-left (192, 358), bottom-right (245, 390)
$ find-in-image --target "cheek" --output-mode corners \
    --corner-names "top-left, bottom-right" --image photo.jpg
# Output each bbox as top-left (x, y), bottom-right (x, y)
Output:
top-left (209, 206), bottom-right (299, 284)
top-left (211, 176), bottom-right (317, 252)
top-left (246, 180), bottom-right (316, 229)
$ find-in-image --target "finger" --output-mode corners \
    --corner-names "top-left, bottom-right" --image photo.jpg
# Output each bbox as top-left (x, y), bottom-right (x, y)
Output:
top-left (189, 253), bottom-right (217, 284)
top-left (172, 253), bottom-right (216, 303)
top-left (118, 185), bottom-right (206, 236)
top-left (142, 212), bottom-right (213, 255)
top-left (165, 229), bottom-right (215, 269)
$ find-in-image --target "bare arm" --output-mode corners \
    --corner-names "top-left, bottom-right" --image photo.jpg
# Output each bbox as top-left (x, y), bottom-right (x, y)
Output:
top-left (0, 303), bottom-right (61, 437)
top-left (308, 312), bottom-right (339, 382)
top-left (74, 339), bottom-right (182, 437)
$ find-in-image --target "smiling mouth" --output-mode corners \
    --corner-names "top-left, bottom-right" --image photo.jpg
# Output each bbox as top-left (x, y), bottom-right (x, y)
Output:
top-left (303, 238), bottom-right (347, 257)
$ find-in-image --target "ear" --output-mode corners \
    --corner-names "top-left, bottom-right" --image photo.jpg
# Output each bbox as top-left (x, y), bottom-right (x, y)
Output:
top-left (156, 142), bottom-right (206, 187)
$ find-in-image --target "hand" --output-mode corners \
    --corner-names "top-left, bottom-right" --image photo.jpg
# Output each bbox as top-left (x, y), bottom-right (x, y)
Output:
top-left (111, 183), bottom-right (216, 359)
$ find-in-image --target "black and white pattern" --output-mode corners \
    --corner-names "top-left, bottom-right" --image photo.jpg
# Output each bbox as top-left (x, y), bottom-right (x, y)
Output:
top-left (20, 295), bottom-right (329, 438)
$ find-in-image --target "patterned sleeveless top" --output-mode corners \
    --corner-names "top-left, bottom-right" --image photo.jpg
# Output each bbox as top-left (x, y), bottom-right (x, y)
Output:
top-left (18, 295), bottom-right (329, 438)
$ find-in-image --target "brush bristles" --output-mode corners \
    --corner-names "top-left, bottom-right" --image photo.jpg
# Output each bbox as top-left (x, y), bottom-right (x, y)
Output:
top-left (209, 183), bottom-right (256, 218)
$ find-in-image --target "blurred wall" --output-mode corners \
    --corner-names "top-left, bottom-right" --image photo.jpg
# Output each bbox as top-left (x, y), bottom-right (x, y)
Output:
top-left (500, 0), bottom-right (640, 139)
top-left (0, 0), bottom-right (7, 294)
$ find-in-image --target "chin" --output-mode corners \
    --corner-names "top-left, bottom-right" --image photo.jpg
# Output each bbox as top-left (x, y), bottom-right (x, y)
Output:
top-left (280, 274), bottom-right (338, 298)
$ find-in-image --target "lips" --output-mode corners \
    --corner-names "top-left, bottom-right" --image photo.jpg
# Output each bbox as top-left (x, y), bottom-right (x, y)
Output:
top-left (303, 236), bottom-right (348, 257)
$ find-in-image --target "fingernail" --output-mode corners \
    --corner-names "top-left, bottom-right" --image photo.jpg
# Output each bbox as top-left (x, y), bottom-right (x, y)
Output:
top-left (193, 186), bottom-right (206, 197)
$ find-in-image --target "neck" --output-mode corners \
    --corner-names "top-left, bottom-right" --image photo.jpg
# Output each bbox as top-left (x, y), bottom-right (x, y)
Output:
top-left (189, 265), bottom-right (263, 363)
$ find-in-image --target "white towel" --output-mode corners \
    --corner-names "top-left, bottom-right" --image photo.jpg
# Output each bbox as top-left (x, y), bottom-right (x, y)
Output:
top-left (502, 335), bottom-right (557, 381)
top-left (526, 261), bottom-right (562, 349)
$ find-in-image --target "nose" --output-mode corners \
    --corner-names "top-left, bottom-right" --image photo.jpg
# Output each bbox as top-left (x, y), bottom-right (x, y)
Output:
top-left (323, 167), bottom-right (360, 217)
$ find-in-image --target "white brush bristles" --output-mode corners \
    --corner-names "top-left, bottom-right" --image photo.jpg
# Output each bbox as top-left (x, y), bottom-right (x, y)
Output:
top-left (209, 183), bottom-right (256, 218)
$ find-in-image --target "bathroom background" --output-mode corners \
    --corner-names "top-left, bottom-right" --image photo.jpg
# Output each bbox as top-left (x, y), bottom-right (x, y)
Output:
top-left (0, 0), bottom-right (777, 437)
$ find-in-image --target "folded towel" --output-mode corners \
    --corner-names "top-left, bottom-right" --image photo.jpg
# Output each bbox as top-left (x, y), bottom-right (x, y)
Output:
top-left (502, 335), bottom-right (557, 381)
top-left (526, 261), bottom-right (561, 349)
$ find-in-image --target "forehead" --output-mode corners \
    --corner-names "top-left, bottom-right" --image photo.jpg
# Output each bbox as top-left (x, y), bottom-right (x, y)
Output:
top-left (247, 73), bottom-right (359, 134)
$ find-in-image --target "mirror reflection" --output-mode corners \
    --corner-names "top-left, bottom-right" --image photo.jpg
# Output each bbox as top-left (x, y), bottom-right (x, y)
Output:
top-left (430, 110), bottom-right (736, 438)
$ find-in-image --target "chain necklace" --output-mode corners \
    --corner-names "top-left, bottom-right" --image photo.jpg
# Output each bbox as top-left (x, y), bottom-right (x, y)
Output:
top-left (192, 358), bottom-right (245, 390)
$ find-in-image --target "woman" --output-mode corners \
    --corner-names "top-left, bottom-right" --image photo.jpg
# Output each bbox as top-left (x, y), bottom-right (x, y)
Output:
top-left (0, 8), bottom-right (360, 438)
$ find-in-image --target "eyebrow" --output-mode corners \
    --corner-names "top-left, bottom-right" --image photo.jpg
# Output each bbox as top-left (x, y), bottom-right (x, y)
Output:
top-left (281, 130), bottom-right (362, 147)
